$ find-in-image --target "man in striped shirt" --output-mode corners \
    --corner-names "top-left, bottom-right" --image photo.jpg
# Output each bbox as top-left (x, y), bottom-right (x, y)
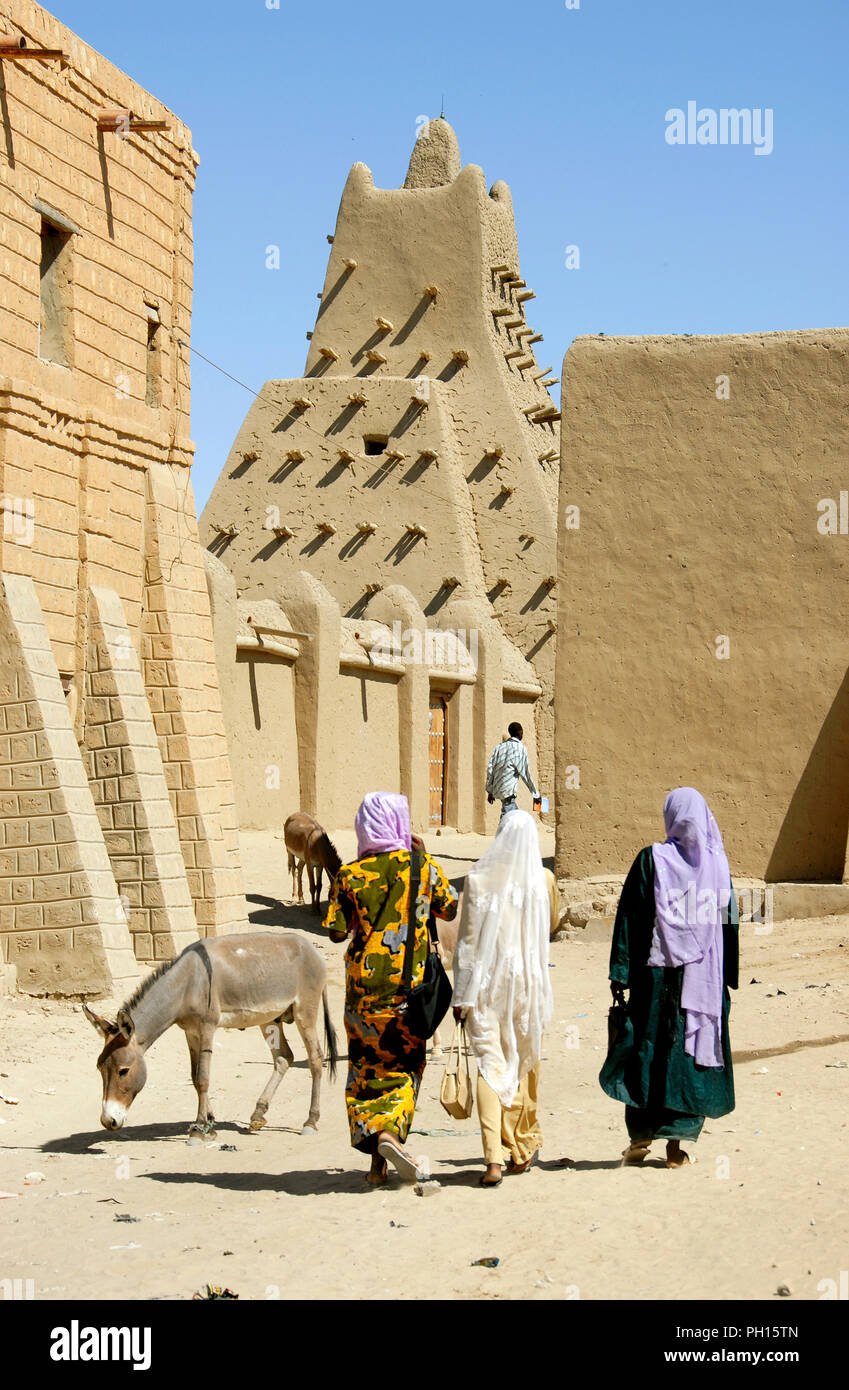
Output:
top-left (486, 722), bottom-right (540, 818)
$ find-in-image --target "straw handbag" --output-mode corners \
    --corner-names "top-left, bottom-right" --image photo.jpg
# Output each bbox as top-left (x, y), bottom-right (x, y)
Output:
top-left (440, 1021), bottom-right (474, 1120)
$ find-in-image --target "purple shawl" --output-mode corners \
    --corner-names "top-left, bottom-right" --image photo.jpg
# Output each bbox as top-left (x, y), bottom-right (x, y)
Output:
top-left (355, 792), bottom-right (411, 859)
top-left (648, 787), bottom-right (731, 1068)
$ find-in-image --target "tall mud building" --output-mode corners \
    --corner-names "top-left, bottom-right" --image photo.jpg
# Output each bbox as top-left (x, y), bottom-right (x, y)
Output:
top-left (0, 1), bottom-right (245, 996)
top-left (201, 120), bottom-right (559, 835)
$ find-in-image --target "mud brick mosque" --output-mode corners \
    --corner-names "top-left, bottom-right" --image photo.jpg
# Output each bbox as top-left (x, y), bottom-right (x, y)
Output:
top-left (1, 0), bottom-right (847, 996)
top-left (200, 116), bottom-right (559, 840)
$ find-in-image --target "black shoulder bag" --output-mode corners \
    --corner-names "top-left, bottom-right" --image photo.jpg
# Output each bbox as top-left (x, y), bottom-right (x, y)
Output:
top-left (399, 850), bottom-right (453, 1040)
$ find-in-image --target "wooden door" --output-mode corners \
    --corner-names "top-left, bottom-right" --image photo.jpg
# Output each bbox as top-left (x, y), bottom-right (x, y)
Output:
top-left (428, 695), bottom-right (447, 825)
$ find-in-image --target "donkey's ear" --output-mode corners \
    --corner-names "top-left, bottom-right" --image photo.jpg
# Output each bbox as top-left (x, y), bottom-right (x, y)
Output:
top-left (116, 1008), bottom-right (135, 1041)
top-left (82, 1002), bottom-right (118, 1037)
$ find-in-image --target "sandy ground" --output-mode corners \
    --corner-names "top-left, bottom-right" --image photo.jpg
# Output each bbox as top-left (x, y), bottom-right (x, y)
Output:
top-left (1, 827), bottom-right (848, 1303)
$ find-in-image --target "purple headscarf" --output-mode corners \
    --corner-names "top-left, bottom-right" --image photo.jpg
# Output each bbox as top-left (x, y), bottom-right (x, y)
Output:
top-left (355, 792), bottom-right (411, 859)
top-left (648, 787), bottom-right (731, 1068)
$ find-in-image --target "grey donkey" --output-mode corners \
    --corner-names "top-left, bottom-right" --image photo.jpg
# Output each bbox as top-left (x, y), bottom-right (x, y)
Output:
top-left (83, 933), bottom-right (338, 1137)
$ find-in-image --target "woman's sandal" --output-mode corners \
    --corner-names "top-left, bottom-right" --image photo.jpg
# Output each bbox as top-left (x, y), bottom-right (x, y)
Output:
top-left (621, 1140), bottom-right (652, 1166)
top-left (479, 1173), bottom-right (503, 1188)
top-left (377, 1138), bottom-right (422, 1183)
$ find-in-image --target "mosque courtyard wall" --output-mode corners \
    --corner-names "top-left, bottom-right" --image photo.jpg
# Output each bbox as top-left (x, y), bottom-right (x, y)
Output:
top-left (204, 555), bottom-right (540, 836)
top-left (555, 328), bottom-right (849, 890)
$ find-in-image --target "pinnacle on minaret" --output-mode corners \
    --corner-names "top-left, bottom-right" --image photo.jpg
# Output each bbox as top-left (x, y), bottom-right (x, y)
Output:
top-left (403, 118), bottom-right (461, 189)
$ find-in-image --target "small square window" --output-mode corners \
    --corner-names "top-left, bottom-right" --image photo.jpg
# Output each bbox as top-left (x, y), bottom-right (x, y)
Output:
top-left (364, 437), bottom-right (387, 456)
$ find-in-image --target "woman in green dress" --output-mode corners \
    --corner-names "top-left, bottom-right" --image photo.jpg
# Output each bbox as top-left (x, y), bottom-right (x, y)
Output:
top-left (599, 787), bottom-right (738, 1168)
top-left (324, 792), bottom-right (458, 1186)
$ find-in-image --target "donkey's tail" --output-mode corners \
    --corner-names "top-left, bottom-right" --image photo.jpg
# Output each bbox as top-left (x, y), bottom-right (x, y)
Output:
top-left (322, 988), bottom-right (338, 1082)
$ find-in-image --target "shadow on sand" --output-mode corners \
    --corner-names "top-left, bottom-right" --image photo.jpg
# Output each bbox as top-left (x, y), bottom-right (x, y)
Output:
top-left (246, 894), bottom-right (327, 937)
top-left (136, 1154), bottom-right (626, 1196)
top-left (551, 1157), bottom-right (644, 1172)
top-left (35, 1120), bottom-right (245, 1155)
top-left (143, 1163), bottom-right (511, 1195)
top-left (143, 1167), bottom-right (380, 1197)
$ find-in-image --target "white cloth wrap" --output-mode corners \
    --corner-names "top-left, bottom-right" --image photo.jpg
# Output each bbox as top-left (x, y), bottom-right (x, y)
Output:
top-left (453, 811), bottom-right (553, 1107)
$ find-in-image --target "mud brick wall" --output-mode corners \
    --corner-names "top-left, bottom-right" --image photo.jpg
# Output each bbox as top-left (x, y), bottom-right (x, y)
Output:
top-left (0, 572), bottom-right (138, 994)
top-left (0, 2), bottom-right (245, 991)
top-left (84, 585), bottom-right (199, 964)
top-left (555, 329), bottom-right (849, 883)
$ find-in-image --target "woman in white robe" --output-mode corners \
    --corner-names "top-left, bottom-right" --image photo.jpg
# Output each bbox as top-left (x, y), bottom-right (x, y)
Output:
top-left (453, 810), bottom-right (555, 1187)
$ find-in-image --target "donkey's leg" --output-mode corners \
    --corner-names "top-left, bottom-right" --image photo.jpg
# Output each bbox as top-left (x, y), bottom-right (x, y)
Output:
top-left (295, 859), bottom-right (306, 904)
top-left (293, 1002), bottom-right (325, 1133)
top-left (184, 1027), bottom-right (201, 1113)
top-left (249, 1020), bottom-right (295, 1132)
top-left (186, 1024), bottom-right (217, 1138)
top-left (287, 850), bottom-right (297, 899)
top-left (307, 860), bottom-right (318, 913)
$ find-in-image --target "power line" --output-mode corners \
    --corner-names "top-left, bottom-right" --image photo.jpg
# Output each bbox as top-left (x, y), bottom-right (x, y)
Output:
top-left (185, 339), bottom-right (559, 547)
top-left (176, 339), bottom-right (262, 398)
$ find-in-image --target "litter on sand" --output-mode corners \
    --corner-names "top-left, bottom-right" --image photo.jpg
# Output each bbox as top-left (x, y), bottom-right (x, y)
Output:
top-left (193, 1285), bottom-right (238, 1300)
top-left (0, 1091), bottom-right (20, 1105)
top-left (0, 1191), bottom-right (19, 1199)
top-left (413, 1180), bottom-right (441, 1197)
top-left (109, 1243), bottom-right (141, 1250)
top-left (471, 1257), bottom-right (499, 1268)
top-left (113, 1214), bottom-right (140, 1223)
top-left (24, 1172), bottom-right (46, 1184)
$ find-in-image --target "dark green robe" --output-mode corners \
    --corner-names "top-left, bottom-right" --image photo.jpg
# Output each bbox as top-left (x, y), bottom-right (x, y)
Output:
top-left (599, 846), bottom-right (738, 1141)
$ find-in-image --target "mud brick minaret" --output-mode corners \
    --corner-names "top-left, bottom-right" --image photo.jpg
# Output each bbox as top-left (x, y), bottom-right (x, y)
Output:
top-left (202, 120), bottom-right (559, 802)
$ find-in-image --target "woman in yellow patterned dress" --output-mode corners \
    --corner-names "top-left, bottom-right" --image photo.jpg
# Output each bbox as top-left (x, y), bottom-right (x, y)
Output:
top-left (324, 792), bottom-right (458, 1186)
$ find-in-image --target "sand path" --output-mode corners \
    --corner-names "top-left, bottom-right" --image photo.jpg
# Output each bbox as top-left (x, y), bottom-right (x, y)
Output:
top-left (1, 829), bottom-right (847, 1301)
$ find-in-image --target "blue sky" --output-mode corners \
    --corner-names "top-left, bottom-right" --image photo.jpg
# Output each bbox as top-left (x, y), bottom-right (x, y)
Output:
top-left (51, 0), bottom-right (848, 510)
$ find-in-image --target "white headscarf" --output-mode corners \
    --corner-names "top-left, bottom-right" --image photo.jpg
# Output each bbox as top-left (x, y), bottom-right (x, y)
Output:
top-left (453, 810), bottom-right (554, 1107)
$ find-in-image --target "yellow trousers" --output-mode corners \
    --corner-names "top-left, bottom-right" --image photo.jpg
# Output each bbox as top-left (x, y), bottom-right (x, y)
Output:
top-left (477, 1065), bottom-right (542, 1167)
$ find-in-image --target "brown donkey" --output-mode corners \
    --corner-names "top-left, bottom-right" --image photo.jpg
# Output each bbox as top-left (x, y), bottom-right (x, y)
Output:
top-left (84, 933), bottom-right (338, 1137)
top-left (284, 811), bottom-right (341, 913)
